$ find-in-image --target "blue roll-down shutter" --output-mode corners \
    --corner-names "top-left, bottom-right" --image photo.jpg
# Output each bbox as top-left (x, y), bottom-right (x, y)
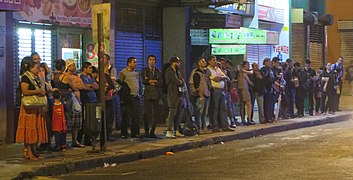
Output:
top-left (115, 31), bottom-right (144, 73)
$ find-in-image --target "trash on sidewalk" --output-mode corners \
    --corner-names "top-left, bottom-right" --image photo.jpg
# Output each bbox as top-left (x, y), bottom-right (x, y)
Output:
top-left (103, 162), bottom-right (118, 168)
top-left (165, 151), bottom-right (174, 156)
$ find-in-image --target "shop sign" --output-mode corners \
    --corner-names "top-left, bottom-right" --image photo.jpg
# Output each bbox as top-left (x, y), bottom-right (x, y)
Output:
top-left (13, 0), bottom-right (103, 27)
top-left (266, 31), bottom-right (279, 45)
top-left (239, 27), bottom-right (267, 44)
top-left (258, 5), bottom-right (284, 24)
top-left (0, 0), bottom-right (22, 11)
top-left (211, 44), bottom-right (246, 55)
top-left (191, 13), bottom-right (241, 29)
top-left (190, 29), bottom-right (209, 46)
top-left (209, 28), bottom-right (267, 44)
top-left (209, 29), bottom-right (242, 44)
top-left (215, 3), bottom-right (254, 16)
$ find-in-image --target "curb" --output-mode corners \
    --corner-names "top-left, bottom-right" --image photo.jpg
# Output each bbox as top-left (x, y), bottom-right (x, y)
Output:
top-left (14, 113), bottom-right (353, 180)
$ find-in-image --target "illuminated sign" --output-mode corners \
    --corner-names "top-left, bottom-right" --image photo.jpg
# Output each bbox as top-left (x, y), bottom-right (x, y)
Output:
top-left (209, 28), bottom-right (267, 44)
top-left (211, 44), bottom-right (246, 55)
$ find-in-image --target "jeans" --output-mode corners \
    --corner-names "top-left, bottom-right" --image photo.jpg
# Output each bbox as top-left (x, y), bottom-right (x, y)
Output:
top-left (263, 90), bottom-right (273, 120)
top-left (143, 99), bottom-right (159, 133)
top-left (286, 89), bottom-right (296, 116)
top-left (167, 97), bottom-right (184, 131)
top-left (121, 96), bottom-right (140, 137)
top-left (251, 92), bottom-right (264, 123)
top-left (193, 96), bottom-right (210, 130)
top-left (211, 88), bottom-right (228, 129)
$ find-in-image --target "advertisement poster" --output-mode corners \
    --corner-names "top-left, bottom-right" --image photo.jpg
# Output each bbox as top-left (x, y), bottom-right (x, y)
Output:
top-left (13, 0), bottom-right (103, 27)
top-left (211, 44), bottom-right (246, 55)
top-left (83, 33), bottom-right (110, 67)
top-left (0, 0), bottom-right (22, 11)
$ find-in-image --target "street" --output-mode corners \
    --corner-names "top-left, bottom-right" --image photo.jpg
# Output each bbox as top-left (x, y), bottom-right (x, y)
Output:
top-left (48, 119), bottom-right (353, 180)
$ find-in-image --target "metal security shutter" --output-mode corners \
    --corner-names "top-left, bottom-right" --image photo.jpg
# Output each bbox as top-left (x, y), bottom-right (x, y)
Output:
top-left (259, 22), bottom-right (272, 65)
top-left (340, 31), bottom-right (353, 94)
top-left (309, 25), bottom-right (324, 70)
top-left (246, 45), bottom-right (259, 66)
top-left (292, 24), bottom-right (306, 64)
top-left (115, 6), bottom-right (144, 72)
top-left (145, 7), bottom-right (162, 69)
top-left (259, 45), bottom-right (272, 66)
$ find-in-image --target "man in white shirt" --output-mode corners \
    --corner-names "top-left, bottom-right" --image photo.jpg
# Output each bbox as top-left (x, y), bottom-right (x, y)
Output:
top-left (207, 56), bottom-right (234, 132)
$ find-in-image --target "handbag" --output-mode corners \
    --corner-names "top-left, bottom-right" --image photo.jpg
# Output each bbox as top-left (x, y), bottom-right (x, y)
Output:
top-left (72, 93), bottom-right (82, 113)
top-left (22, 95), bottom-right (47, 108)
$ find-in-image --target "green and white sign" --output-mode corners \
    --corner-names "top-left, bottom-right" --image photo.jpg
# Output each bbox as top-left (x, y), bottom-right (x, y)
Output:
top-left (211, 44), bottom-right (246, 55)
top-left (209, 28), bottom-right (267, 44)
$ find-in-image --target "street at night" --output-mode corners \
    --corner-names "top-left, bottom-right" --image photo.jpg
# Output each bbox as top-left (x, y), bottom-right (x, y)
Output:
top-left (52, 120), bottom-right (353, 180)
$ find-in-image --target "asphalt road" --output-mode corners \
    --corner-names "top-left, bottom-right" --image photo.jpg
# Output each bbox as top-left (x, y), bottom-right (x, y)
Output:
top-left (47, 120), bottom-right (353, 180)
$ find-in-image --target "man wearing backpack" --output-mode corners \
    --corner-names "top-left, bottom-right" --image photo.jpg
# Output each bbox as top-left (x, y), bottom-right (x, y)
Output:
top-left (189, 57), bottom-right (211, 134)
top-left (331, 57), bottom-right (344, 111)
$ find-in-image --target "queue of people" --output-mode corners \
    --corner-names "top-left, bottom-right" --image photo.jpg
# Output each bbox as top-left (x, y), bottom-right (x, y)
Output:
top-left (15, 51), bottom-right (345, 160)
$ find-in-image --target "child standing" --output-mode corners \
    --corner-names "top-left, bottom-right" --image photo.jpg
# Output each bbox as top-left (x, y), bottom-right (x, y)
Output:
top-left (52, 90), bottom-right (67, 151)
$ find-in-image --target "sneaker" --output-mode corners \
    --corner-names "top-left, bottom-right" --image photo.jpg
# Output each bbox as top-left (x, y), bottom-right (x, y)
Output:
top-left (165, 131), bottom-right (175, 138)
top-left (222, 127), bottom-right (235, 131)
top-left (174, 131), bottom-right (184, 137)
top-left (149, 133), bottom-right (158, 138)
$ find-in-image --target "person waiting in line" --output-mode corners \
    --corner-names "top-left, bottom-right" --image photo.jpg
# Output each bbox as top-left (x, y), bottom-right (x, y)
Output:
top-left (293, 62), bottom-right (306, 118)
top-left (165, 56), bottom-right (186, 138)
top-left (270, 57), bottom-right (281, 120)
top-left (321, 63), bottom-right (336, 114)
top-left (345, 61), bottom-right (353, 96)
top-left (189, 57), bottom-right (211, 134)
top-left (78, 62), bottom-right (99, 145)
top-left (51, 59), bottom-right (79, 149)
top-left (303, 59), bottom-right (316, 116)
top-left (141, 55), bottom-right (163, 138)
top-left (237, 61), bottom-right (254, 125)
top-left (118, 57), bottom-right (142, 139)
top-left (284, 58), bottom-right (296, 118)
top-left (51, 90), bottom-right (67, 152)
top-left (249, 63), bottom-right (265, 124)
top-left (16, 57), bottom-right (48, 160)
top-left (207, 56), bottom-right (234, 131)
top-left (219, 58), bottom-right (237, 128)
top-left (261, 58), bottom-right (276, 122)
top-left (313, 67), bottom-right (323, 115)
top-left (330, 57), bottom-right (344, 111)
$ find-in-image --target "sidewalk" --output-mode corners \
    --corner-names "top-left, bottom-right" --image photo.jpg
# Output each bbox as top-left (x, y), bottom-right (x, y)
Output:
top-left (3, 112), bottom-right (353, 180)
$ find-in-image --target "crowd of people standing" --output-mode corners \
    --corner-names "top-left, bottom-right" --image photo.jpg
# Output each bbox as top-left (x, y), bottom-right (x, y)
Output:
top-left (15, 51), bottom-right (347, 160)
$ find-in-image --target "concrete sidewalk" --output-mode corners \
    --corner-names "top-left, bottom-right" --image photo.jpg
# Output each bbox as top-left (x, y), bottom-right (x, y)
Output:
top-left (3, 112), bottom-right (353, 180)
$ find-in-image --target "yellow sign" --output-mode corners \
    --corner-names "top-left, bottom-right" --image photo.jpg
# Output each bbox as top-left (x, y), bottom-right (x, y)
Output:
top-left (292, 8), bottom-right (304, 23)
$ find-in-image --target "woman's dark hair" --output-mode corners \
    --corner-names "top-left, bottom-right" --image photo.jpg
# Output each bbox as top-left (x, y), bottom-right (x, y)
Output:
top-left (242, 61), bottom-right (249, 66)
top-left (92, 66), bottom-right (98, 74)
top-left (54, 59), bottom-right (66, 71)
top-left (40, 62), bottom-right (49, 76)
top-left (20, 56), bottom-right (32, 76)
top-left (26, 58), bottom-right (37, 71)
top-left (31, 52), bottom-right (39, 58)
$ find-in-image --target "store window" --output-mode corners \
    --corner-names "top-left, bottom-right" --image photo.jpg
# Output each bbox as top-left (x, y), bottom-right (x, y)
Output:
top-left (17, 25), bottom-right (52, 69)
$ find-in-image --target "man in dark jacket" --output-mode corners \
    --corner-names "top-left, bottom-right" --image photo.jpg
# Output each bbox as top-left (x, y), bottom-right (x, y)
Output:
top-left (165, 56), bottom-right (185, 138)
top-left (303, 59), bottom-right (316, 116)
top-left (141, 55), bottom-right (162, 138)
top-left (261, 58), bottom-right (276, 122)
top-left (284, 58), bottom-right (296, 118)
top-left (294, 62), bottom-right (307, 117)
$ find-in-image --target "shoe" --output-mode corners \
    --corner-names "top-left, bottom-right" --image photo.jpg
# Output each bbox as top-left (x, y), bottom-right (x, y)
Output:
top-left (266, 119), bottom-right (274, 123)
top-left (166, 131), bottom-right (176, 138)
top-left (174, 131), bottom-right (184, 137)
top-left (61, 144), bottom-right (68, 149)
top-left (298, 114), bottom-right (304, 118)
top-left (53, 146), bottom-right (63, 152)
top-left (222, 127), bottom-right (235, 131)
top-left (144, 132), bottom-right (150, 138)
top-left (247, 120), bottom-right (256, 125)
top-left (337, 109), bottom-right (342, 112)
top-left (107, 136), bottom-right (117, 142)
top-left (149, 133), bottom-right (158, 138)
top-left (329, 111), bottom-right (335, 115)
top-left (131, 135), bottom-right (140, 138)
top-left (121, 135), bottom-right (128, 139)
top-left (230, 124), bottom-right (237, 128)
top-left (72, 142), bottom-right (85, 148)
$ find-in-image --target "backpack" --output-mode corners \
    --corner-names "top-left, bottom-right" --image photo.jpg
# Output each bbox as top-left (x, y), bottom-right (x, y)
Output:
top-left (161, 63), bottom-right (171, 94)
